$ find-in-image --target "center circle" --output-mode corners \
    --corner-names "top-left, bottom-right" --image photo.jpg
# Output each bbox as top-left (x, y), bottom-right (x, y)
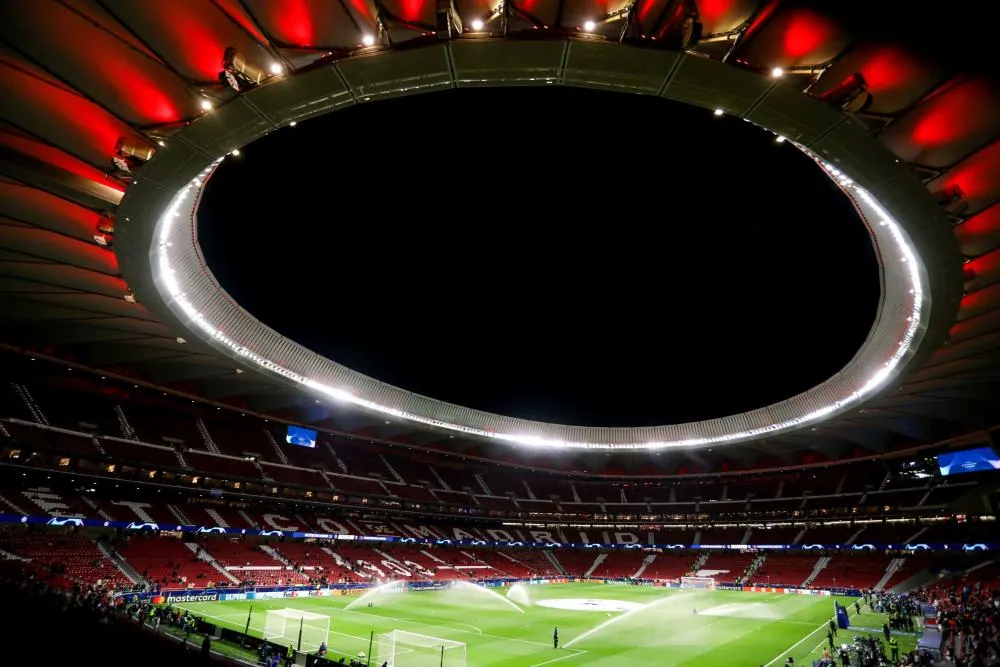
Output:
top-left (198, 86), bottom-right (878, 427)
top-left (535, 598), bottom-right (644, 613)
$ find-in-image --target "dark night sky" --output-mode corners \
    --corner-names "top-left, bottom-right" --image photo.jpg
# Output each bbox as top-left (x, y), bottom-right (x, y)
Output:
top-left (198, 85), bottom-right (880, 427)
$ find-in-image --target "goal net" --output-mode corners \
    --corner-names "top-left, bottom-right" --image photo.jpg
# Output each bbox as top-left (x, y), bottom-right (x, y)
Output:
top-left (376, 630), bottom-right (467, 667)
top-left (263, 608), bottom-right (330, 652)
top-left (680, 576), bottom-right (716, 590)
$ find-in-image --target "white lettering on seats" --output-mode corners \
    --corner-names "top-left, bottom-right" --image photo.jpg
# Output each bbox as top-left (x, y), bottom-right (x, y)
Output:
top-left (402, 560), bottom-right (434, 577)
top-left (615, 532), bottom-right (639, 545)
top-left (203, 508), bottom-right (229, 528)
top-left (529, 530), bottom-right (558, 543)
top-left (111, 500), bottom-right (154, 522)
top-left (380, 560), bottom-right (413, 577)
top-left (485, 529), bottom-right (514, 541)
top-left (22, 488), bottom-right (75, 516)
top-left (262, 514), bottom-right (298, 531)
top-left (315, 518), bottom-right (349, 534)
top-left (403, 524), bottom-right (440, 539)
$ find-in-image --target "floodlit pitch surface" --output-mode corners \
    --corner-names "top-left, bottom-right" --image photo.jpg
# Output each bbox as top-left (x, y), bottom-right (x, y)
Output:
top-left (172, 583), bottom-right (917, 666)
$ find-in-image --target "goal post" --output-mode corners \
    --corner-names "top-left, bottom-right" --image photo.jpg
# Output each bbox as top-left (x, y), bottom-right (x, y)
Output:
top-left (263, 608), bottom-right (330, 652)
top-left (376, 630), bottom-right (467, 667)
top-left (680, 576), bottom-right (717, 590)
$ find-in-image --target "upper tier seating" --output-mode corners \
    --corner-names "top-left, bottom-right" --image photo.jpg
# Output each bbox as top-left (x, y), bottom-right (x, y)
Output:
top-left (123, 402), bottom-right (202, 448)
top-left (1, 373), bottom-right (985, 525)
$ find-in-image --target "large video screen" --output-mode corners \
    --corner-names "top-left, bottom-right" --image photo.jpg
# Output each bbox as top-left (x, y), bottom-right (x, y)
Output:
top-left (286, 425), bottom-right (317, 448)
top-left (937, 447), bottom-right (1000, 476)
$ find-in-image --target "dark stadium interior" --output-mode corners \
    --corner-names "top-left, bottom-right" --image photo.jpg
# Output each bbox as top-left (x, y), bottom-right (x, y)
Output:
top-left (1, 0), bottom-right (1000, 665)
top-left (198, 86), bottom-right (880, 426)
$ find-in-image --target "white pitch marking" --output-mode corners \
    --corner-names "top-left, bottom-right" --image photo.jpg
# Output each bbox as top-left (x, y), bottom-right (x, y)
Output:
top-left (763, 603), bottom-right (860, 667)
top-left (528, 650), bottom-right (588, 667)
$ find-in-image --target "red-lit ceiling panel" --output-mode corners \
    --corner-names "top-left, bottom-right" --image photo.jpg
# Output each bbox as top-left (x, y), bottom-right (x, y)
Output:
top-left (382, 0), bottom-right (436, 26)
top-left (735, 7), bottom-right (848, 69)
top-left (696, 0), bottom-right (756, 35)
top-left (61, 0), bottom-right (166, 65)
top-left (0, 261), bottom-right (128, 298)
top-left (1, 2), bottom-right (195, 125)
top-left (633, 0), bottom-right (668, 34)
top-left (100, 0), bottom-right (269, 83)
top-left (958, 281), bottom-right (1000, 322)
top-left (242, 0), bottom-right (373, 48)
top-left (965, 249), bottom-right (1000, 293)
top-left (211, 0), bottom-right (270, 46)
top-left (0, 181), bottom-right (103, 242)
top-left (0, 130), bottom-right (123, 192)
top-left (811, 44), bottom-right (941, 115)
top-left (0, 226), bottom-right (118, 275)
top-left (949, 308), bottom-right (1000, 344)
top-left (510, 0), bottom-right (558, 25)
top-left (928, 142), bottom-right (1000, 217)
top-left (0, 46), bottom-right (78, 95)
top-left (0, 60), bottom-right (147, 167)
top-left (22, 292), bottom-right (145, 319)
top-left (880, 78), bottom-right (1000, 168)
top-left (955, 205), bottom-right (1000, 259)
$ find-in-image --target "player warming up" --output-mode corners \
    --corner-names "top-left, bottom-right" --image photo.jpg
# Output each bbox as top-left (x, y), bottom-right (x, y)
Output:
top-left (553, 627), bottom-right (559, 649)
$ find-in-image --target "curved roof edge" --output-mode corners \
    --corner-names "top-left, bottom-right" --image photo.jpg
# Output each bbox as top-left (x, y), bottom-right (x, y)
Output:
top-left (115, 39), bottom-right (963, 450)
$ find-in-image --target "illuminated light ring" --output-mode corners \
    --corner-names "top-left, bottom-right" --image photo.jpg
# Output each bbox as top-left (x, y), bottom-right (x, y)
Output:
top-left (131, 41), bottom-right (947, 452)
top-left (151, 152), bottom-right (921, 448)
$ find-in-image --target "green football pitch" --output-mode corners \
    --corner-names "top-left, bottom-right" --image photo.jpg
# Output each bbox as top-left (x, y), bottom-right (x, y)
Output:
top-left (172, 582), bottom-right (917, 666)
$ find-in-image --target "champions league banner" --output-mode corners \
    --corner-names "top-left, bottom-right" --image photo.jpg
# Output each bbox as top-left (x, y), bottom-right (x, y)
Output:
top-left (835, 601), bottom-right (851, 629)
top-left (3, 513), bottom-right (997, 553)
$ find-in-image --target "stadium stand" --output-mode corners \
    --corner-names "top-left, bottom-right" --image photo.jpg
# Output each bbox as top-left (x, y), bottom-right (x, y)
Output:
top-left (809, 554), bottom-right (896, 590)
top-left (0, 528), bottom-right (132, 588)
top-left (117, 533), bottom-right (224, 589)
top-left (1, 374), bottom-right (998, 616)
top-left (748, 554), bottom-right (821, 587)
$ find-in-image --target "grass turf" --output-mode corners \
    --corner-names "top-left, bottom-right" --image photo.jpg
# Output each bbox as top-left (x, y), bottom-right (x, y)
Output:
top-left (172, 583), bottom-right (918, 666)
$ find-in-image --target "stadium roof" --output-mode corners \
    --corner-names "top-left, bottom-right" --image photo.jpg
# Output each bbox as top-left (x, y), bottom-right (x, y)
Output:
top-left (1, 0), bottom-right (998, 473)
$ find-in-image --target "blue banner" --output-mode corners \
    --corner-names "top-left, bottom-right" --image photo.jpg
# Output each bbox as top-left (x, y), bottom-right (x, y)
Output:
top-left (835, 601), bottom-right (851, 629)
top-left (3, 513), bottom-right (996, 553)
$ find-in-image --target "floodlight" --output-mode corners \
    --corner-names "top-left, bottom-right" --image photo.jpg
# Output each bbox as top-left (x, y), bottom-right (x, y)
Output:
top-left (932, 185), bottom-right (968, 216)
top-left (771, 67), bottom-right (784, 77)
top-left (471, 19), bottom-right (484, 30)
top-left (362, 34), bottom-right (376, 46)
top-left (220, 47), bottom-right (271, 91)
top-left (816, 72), bottom-right (871, 113)
top-left (583, 20), bottom-right (596, 31)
